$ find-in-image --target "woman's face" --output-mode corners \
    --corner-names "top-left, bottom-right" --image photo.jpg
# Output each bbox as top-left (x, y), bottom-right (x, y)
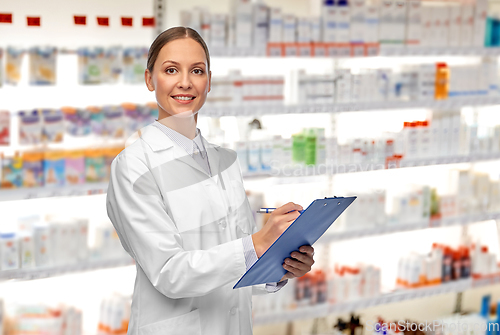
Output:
top-left (145, 38), bottom-right (211, 119)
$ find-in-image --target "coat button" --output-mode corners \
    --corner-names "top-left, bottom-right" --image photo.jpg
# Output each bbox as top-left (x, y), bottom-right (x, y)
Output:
top-left (230, 307), bottom-right (237, 315)
top-left (219, 219), bottom-right (227, 229)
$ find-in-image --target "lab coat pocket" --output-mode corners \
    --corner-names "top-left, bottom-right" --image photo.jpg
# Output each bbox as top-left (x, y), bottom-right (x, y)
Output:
top-left (228, 180), bottom-right (254, 235)
top-left (138, 309), bottom-right (201, 335)
top-left (228, 180), bottom-right (246, 211)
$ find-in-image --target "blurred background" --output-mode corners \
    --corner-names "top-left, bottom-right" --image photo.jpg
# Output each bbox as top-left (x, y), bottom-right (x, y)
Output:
top-left (1, 0), bottom-right (500, 334)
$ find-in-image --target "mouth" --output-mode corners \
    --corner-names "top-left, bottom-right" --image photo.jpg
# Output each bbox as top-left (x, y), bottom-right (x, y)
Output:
top-left (171, 95), bottom-right (196, 102)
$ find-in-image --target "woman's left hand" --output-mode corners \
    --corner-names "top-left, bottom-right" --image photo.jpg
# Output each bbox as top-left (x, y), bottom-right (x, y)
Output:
top-left (280, 245), bottom-right (315, 282)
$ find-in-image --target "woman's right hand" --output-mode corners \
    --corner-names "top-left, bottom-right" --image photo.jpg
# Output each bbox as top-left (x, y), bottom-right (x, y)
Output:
top-left (251, 202), bottom-right (303, 258)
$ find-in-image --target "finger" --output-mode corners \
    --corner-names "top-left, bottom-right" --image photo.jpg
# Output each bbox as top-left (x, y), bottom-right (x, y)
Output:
top-left (281, 210), bottom-right (301, 223)
top-left (274, 202), bottom-right (303, 216)
top-left (283, 263), bottom-right (306, 278)
top-left (298, 245), bottom-right (314, 256)
top-left (284, 258), bottom-right (311, 272)
top-left (290, 251), bottom-right (315, 267)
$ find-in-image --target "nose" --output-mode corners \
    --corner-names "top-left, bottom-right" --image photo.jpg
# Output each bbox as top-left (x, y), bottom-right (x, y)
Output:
top-left (177, 72), bottom-right (192, 89)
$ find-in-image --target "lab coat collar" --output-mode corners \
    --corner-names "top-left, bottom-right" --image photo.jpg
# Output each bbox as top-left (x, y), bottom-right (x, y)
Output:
top-left (140, 124), bottom-right (175, 152)
top-left (140, 123), bottom-right (221, 177)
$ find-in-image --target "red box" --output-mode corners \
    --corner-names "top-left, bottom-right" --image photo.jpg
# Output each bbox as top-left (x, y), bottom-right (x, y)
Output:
top-left (121, 17), bottom-right (133, 26)
top-left (97, 17), bottom-right (109, 26)
top-left (27, 16), bottom-right (40, 26)
top-left (74, 15), bottom-right (87, 25)
top-left (142, 17), bottom-right (155, 27)
top-left (0, 13), bottom-right (12, 23)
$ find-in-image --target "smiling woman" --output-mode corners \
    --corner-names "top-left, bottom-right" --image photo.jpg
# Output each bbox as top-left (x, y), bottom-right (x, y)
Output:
top-left (106, 26), bottom-right (315, 335)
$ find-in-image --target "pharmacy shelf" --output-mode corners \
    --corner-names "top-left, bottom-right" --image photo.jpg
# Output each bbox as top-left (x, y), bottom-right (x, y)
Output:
top-left (0, 256), bottom-right (134, 281)
top-left (0, 182), bottom-right (109, 202)
top-left (317, 211), bottom-right (500, 244)
top-left (471, 274), bottom-right (500, 288)
top-left (243, 153), bottom-right (500, 180)
top-left (3, 153), bottom-right (500, 202)
top-left (378, 46), bottom-right (500, 57)
top-left (254, 276), bottom-right (500, 326)
top-left (3, 90), bottom-right (500, 117)
top-left (202, 96), bottom-right (500, 117)
top-left (399, 152), bottom-right (500, 168)
top-left (208, 46), bottom-right (500, 58)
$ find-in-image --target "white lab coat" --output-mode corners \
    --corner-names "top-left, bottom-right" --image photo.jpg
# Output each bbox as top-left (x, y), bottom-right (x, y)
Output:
top-left (106, 124), bottom-right (269, 335)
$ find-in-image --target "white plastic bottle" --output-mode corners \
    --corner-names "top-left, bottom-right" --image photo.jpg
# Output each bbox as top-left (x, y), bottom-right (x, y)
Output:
top-left (20, 231), bottom-right (36, 268)
top-left (34, 223), bottom-right (51, 267)
top-left (0, 232), bottom-right (20, 270)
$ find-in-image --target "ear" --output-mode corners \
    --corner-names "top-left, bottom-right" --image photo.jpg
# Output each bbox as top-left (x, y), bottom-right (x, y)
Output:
top-left (145, 69), bottom-right (155, 91)
top-left (207, 70), bottom-right (212, 93)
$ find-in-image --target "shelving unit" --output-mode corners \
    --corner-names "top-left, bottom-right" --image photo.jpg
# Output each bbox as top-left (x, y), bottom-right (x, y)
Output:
top-left (319, 211), bottom-right (500, 244)
top-left (245, 152), bottom-right (500, 179)
top-left (0, 153), bottom-right (500, 202)
top-left (3, 152), bottom-right (500, 202)
top-left (0, 182), bottom-right (109, 202)
top-left (208, 46), bottom-right (500, 58)
top-left (253, 276), bottom-right (500, 326)
top-left (0, 256), bottom-right (134, 281)
top-left (202, 97), bottom-right (500, 117)
top-left (3, 87), bottom-right (500, 117)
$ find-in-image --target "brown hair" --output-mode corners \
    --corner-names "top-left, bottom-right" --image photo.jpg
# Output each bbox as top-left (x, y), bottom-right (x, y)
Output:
top-left (147, 26), bottom-right (210, 73)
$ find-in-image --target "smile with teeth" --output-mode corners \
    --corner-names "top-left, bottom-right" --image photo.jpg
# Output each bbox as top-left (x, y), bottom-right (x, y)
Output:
top-left (172, 96), bottom-right (195, 101)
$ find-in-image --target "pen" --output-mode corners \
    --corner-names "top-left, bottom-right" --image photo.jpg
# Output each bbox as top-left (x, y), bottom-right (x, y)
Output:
top-left (256, 208), bottom-right (304, 214)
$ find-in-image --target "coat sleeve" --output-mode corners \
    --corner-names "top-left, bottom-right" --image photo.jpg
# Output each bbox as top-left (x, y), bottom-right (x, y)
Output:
top-left (106, 153), bottom-right (247, 299)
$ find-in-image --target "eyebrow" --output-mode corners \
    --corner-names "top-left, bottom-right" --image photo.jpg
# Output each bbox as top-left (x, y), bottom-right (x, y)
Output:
top-left (162, 60), bottom-right (206, 67)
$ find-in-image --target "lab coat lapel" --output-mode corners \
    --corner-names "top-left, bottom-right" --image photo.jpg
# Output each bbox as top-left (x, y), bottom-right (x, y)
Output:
top-left (172, 144), bottom-right (209, 176)
top-left (140, 124), bottom-right (210, 177)
top-left (205, 145), bottom-right (220, 176)
top-left (203, 137), bottom-right (223, 186)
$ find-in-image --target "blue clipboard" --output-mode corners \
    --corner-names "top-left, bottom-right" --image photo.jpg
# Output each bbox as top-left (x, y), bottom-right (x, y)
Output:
top-left (233, 196), bottom-right (356, 289)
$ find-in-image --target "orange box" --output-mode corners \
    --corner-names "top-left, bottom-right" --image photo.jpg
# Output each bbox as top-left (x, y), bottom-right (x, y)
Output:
top-left (364, 42), bottom-right (380, 57)
top-left (350, 43), bottom-right (365, 57)
top-left (312, 43), bottom-right (327, 57)
top-left (297, 43), bottom-right (313, 57)
top-left (324, 43), bottom-right (351, 57)
top-left (282, 43), bottom-right (298, 57)
top-left (266, 42), bottom-right (283, 57)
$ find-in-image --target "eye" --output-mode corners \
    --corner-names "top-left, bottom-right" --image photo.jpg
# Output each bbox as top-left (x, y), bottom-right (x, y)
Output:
top-left (165, 68), bottom-right (177, 74)
top-left (193, 69), bottom-right (204, 75)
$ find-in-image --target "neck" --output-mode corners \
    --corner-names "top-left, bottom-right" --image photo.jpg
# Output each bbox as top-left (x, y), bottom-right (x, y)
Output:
top-left (157, 109), bottom-right (198, 140)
